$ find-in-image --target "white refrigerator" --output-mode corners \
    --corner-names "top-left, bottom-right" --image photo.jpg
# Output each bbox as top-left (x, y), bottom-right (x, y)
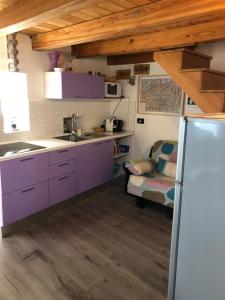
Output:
top-left (168, 116), bottom-right (225, 300)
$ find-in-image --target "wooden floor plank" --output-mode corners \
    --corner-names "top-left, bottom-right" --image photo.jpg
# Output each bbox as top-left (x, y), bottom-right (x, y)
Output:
top-left (0, 177), bottom-right (172, 300)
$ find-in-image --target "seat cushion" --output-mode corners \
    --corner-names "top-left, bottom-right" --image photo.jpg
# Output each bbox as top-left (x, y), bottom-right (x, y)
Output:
top-left (127, 172), bottom-right (175, 207)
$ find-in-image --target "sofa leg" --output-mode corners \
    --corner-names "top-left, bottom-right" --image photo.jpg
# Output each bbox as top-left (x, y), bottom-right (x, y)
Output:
top-left (136, 197), bottom-right (145, 209)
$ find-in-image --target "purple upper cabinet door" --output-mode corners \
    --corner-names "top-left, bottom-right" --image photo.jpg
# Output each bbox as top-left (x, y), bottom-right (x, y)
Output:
top-left (92, 76), bottom-right (104, 99)
top-left (61, 72), bottom-right (92, 99)
top-left (0, 153), bottom-right (49, 194)
top-left (1, 181), bottom-right (48, 226)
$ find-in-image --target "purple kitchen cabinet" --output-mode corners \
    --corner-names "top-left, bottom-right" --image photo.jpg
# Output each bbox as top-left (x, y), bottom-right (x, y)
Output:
top-left (1, 181), bottom-right (48, 226)
top-left (61, 72), bottom-right (92, 99)
top-left (49, 172), bottom-right (75, 206)
top-left (49, 148), bottom-right (74, 165)
top-left (0, 153), bottom-right (49, 194)
top-left (74, 140), bottom-right (114, 195)
top-left (49, 159), bottom-right (75, 179)
top-left (92, 76), bottom-right (104, 99)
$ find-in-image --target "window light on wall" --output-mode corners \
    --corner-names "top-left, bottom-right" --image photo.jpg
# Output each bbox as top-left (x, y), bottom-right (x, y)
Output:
top-left (0, 72), bottom-right (30, 133)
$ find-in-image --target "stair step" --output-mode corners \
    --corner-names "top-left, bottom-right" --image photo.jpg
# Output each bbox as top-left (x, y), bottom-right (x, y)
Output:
top-left (181, 49), bottom-right (212, 69)
top-left (180, 68), bottom-right (225, 75)
top-left (155, 48), bottom-right (212, 69)
top-left (180, 68), bottom-right (225, 90)
top-left (200, 89), bottom-right (225, 93)
top-left (155, 48), bottom-right (212, 60)
top-left (154, 50), bottom-right (225, 113)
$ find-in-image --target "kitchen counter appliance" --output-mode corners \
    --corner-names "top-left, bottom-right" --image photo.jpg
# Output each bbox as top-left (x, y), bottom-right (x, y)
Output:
top-left (0, 142), bottom-right (46, 157)
top-left (106, 117), bottom-right (123, 132)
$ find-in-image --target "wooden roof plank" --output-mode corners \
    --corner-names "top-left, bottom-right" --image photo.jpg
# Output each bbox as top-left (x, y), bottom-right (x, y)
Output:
top-left (0, 0), bottom-right (106, 35)
top-left (31, 0), bottom-right (225, 50)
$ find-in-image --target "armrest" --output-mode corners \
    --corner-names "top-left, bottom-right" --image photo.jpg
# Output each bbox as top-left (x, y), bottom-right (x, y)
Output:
top-left (124, 159), bottom-right (155, 176)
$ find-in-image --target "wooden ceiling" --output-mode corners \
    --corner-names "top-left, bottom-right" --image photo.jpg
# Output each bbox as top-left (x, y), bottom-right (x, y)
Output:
top-left (21, 0), bottom-right (156, 36)
top-left (0, 0), bottom-right (225, 57)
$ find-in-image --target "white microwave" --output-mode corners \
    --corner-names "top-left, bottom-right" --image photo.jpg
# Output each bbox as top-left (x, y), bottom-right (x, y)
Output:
top-left (104, 82), bottom-right (122, 98)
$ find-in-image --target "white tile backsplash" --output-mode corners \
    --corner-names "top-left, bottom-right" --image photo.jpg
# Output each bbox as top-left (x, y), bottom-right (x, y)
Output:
top-left (0, 99), bottom-right (111, 143)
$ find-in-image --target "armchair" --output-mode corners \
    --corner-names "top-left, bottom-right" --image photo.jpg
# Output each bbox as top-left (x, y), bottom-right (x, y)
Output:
top-left (124, 140), bottom-right (178, 209)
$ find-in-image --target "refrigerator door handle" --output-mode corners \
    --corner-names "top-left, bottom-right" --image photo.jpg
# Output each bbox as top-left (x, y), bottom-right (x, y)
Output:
top-left (175, 180), bottom-right (182, 186)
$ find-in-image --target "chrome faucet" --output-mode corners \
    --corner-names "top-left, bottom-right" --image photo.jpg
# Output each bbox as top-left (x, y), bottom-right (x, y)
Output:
top-left (71, 113), bottom-right (77, 135)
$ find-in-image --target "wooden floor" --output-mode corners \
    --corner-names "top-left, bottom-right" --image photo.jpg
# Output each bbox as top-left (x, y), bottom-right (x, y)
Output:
top-left (0, 177), bottom-right (172, 300)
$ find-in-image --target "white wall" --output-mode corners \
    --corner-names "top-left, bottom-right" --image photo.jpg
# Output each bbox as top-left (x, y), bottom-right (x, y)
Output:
top-left (110, 41), bottom-right (225, 158)
top-left (197, 42), bottom-right (225, 72)
top-left (110, 62), bottom-right (180, 158)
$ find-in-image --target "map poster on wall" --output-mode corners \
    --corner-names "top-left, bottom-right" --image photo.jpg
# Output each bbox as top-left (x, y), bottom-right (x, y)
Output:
top-left (138, 75), bottom-right (184, 115)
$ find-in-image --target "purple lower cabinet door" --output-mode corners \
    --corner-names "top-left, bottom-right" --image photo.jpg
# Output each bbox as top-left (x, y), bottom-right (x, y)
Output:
top-left (49, 172), bottom-right (75, 206)
top-left (49, 159), bottom-right (75, 179)
top-left (49, 148), bottom-right (74, 165)
top-left (0, 153), bottom-right (49, 194)
top-left (74, 140), bottom-right (114, 195)
top-left (101, 140), bottom-right (114, 183)
top-left (1, 181), bottom-right (49, 226)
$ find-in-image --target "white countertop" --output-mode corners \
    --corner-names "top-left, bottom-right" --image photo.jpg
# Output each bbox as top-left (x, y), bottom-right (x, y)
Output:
top-left (0, 131), bottom-right (133, 162)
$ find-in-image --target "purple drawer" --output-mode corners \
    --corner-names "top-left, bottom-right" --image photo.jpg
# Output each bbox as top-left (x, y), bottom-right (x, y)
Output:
top-left (1, 181), bottom-right (48, 226)
top-left (49, 172), bottom-right (75, 206)
top-left (49, 148), bottom-right (74, 165)
top-left (49, 159), bottom-right (75, 179)
top-left (0, 153), bottom-right (48, 194)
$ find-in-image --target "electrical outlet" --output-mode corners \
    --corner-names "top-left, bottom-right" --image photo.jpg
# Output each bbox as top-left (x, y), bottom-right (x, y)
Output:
top-left (137, 118), bottom-right (144, 124)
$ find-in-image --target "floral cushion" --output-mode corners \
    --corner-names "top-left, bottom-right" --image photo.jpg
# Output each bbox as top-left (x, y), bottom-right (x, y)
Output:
top-left (127, 172), bottom-right (175, 207)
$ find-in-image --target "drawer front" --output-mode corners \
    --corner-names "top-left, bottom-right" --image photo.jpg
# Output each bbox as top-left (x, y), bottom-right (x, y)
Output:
top-left (49, 148), bottom-right (74, 165)
top-left (49, 160), bottom-right (75, 179)
top-left (0, 153), bottom-right (48, 194)
top-left (2, 181), bottom-right (48, 226)
top-left (49, 172), bottom-right (75, 206)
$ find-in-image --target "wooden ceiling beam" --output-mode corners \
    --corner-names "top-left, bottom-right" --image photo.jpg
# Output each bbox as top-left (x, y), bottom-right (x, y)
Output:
top-left (0, 0), bottom-right (105, 35)
top-left (107, 52), bottom-right (154, 65)
top-left (72, 18), bottom-right (225, 57)
top-left (32, 0), bottom-right (225, 50)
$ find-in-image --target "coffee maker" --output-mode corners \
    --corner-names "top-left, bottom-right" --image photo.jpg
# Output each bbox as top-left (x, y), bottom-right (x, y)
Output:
top-left (105, 117), bottom-right (123, 132)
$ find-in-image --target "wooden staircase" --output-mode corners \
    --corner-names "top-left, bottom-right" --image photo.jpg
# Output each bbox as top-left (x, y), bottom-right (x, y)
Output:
top-left (154, 48), bottom-right (225, 113)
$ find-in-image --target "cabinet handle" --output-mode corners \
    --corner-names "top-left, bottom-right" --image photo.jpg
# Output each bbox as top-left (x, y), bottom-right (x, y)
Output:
top-left (58, 149), bottom-right (69, 153)
top-left (20, 157), bottom-right (34, 162)
top-left (58, 162), bottom-right (69, 167)
top-left (21, 187), bottom-right (35, 193)
top-left (94, 142), bottom-right (103, 146)
top-left (58, 175), bottom-right (69, 181)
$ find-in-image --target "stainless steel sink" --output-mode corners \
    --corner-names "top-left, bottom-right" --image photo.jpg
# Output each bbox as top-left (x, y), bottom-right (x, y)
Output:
top-left (54, 133), bottom-right (106, 142)
top-left (54, 135), bottom-right (86, 142)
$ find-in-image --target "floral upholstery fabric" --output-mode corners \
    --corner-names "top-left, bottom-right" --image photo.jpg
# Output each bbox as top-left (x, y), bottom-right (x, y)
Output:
top-left (126, 140), bottom-right (178, 207)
